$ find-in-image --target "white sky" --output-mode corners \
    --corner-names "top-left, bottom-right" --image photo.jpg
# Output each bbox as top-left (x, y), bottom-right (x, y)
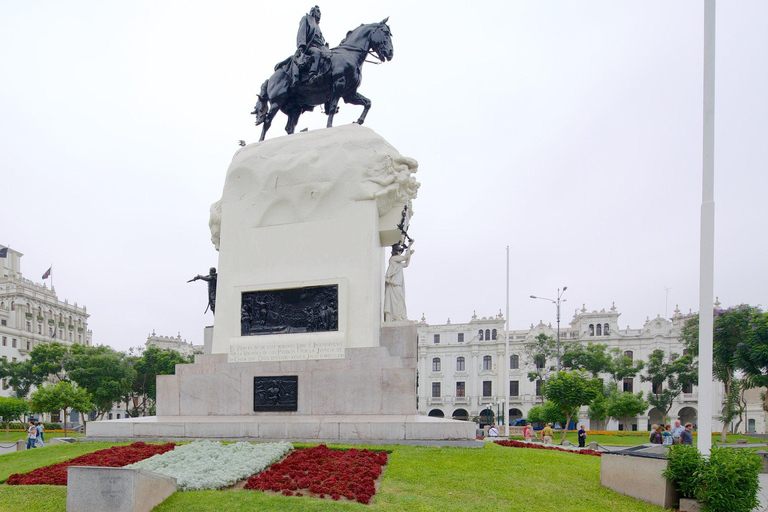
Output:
top-left (1, 1), bottom-right (766, 352)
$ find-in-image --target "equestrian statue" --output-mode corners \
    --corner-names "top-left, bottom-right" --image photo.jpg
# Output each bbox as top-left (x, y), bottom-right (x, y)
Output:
top-left (251, 6), bottom-right (393, 141)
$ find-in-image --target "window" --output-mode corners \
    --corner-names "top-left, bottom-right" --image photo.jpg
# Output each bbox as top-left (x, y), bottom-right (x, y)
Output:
top-left (0, 319), bottom-right (5, 326)
top-left (108, 413), bottom-right (113, 420)
top-left (12, 357), bottom-right (17, 362)
top-left (482, 381), bottom-right (492, 397)
top-left (682, 382), bottom-right (693, 394)
top-left (485, 329), bottom-right (490, 341)
top-left (457, 333), bottom-right (464, 343)
top-left (26, 341), bottom-right (30, 350)
top-left (456, 381), bottom-right (465, 397)
top-left (510, 354), bottom-right (519, 369)
top-left (483, 355), bottom-right (492, 370)
top-left (534, 354), bottom-right (545, 370)
top-left (652, 382), bottom-right (663, 394)
top-left (510, 380), bottom-right (519, 396)
top-left (682, 349), bottom-right (690, 356)
top-left (456, 357), bottom-right (465, 372)
top-left (432, 382), bottom-right (441, 398)
top-left (38, 325), bottom-right (42, 334)
top-left (26, 321), bottom-right (31, 332)
top-left (596, 324), bottom-right (602, 336)
top-left (49, 327), bottom-right (54, 337)
top-left (433, 334), bottom-right (440, 344)
top-left (2, 378), bottom-right (7, 390)
top-left (535, 380), bottom-right (543, 396)
top-left (588, 324), bottom-right (594, 336)
top-left (1, 336), bottom-right (5, 346)
top-left (478, 329), bottom-right (483, 341)
top-left (624, 350), bottom-right (633, 360)
top-left (492, 329), bottom-right (497, 340)
top-left (604, 323), bottom-right (609, 335)
top-left (432, 358), bottom-right (441, 372)
top-left (623, 378), bottom-right (634, 393)
top-left (12, 339), bottom-right (17, 348)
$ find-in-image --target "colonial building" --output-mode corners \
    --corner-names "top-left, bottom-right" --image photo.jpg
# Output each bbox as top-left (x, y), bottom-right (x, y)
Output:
top-left (416, 304), bottom-right (764, 433)
top-left (145, 330), bottom-right (202, 357)
top-left (1, 245), bottom-right (92, 397)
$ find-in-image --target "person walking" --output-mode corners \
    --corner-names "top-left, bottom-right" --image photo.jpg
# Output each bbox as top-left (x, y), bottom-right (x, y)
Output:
top-left (578, 425), bottom-right (587, 448)
top-left (26, 420), bottom-right (38, 449)
top-left (681, 423), bottom-right (694, 445)
top-left (36, 421), bottom-right (45, 447)
top-left (542, 423), bottom-right (554, 445)
top-left (488, 424), bottom-right (499, 437)
top-left (522, 423), bottom-right (533, 442)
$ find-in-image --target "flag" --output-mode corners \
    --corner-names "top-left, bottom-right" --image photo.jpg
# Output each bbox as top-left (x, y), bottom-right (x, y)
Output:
top-left (0, 247), bottom-right (7, 258)
top-left (42, 267), bottom-right (51, 279)
top-left (51, 326), bottom-right (57, 339)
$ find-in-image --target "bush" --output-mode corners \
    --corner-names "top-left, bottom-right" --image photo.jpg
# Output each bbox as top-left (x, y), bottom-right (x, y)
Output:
top-left (697, 447), bottom-right (762, 512)
top-left (663, 444), bottom-right (703, 499)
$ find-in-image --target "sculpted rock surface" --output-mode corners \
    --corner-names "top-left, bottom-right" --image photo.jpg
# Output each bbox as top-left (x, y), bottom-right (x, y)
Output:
top-left (210, 125), bottom-right (418, 250)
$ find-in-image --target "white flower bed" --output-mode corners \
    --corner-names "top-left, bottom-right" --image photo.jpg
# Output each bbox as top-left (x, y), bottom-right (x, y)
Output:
top-left (127, 440), bottom-right (292, 491)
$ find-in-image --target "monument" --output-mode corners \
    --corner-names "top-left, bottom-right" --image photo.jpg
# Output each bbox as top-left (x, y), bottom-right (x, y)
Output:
top-left (88, 10), bottom-right (475, 443)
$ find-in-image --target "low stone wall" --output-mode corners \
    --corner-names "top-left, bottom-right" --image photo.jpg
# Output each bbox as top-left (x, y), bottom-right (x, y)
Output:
top-left (66, 466), bottom-right (176, 512)
top-left (600, 453), bottom-right (678, 508)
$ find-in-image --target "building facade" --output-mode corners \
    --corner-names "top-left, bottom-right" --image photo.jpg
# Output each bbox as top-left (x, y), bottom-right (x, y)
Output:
top-left (416, 304), bottom-right (764, 433)
top-left (145, 330), bottom-right (202, 357)
top-left (1, 245), bottom-right (92, 397)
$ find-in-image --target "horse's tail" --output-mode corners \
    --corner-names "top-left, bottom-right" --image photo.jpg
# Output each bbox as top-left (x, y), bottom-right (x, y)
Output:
top-left (251, 79), bottom-right (269, 125)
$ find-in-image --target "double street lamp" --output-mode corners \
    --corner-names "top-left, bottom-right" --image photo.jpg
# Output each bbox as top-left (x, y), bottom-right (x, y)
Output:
top-left (530, 287), bottom-right (567, 372)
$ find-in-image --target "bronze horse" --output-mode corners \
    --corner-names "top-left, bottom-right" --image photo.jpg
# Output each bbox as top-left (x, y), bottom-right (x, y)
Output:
top-left (252, 19), bottom-right (393, 141)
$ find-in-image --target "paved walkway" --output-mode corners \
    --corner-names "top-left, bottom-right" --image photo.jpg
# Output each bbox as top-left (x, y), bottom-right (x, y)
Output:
top-left (757, 473), bottom-right (768, 512)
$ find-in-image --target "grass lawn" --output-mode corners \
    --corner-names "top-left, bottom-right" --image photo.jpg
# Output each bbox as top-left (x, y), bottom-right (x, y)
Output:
top-left (552, 431), bottom-right (761, 447)
top-left (0, 441), bottom-right (666, 512)
top-left (0, 431), bottom-right (84, 443)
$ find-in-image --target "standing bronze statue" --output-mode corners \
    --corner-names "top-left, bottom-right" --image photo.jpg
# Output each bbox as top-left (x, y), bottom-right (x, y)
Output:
top-left (251, 6), bottom-right (393, 141)
top-left (188, 267), bottom-right (217, 315)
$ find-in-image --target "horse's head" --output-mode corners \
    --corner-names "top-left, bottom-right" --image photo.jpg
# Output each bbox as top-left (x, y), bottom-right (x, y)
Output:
top-left (370, 18), bottom-right (393, 62)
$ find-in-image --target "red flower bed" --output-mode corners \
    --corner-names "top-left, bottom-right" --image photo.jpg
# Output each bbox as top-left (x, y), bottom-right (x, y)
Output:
top-left (6, 442), bottom-right (176, 486)
top-left (494, 439), bottom-right (602, 457)
top-left (244, 444), bottom-right (388, 504)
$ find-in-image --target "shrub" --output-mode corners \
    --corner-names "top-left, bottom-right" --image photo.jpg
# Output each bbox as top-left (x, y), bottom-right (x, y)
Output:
top-left (663, 444), bottom-right (703, 499)
top-left (697, 447), bottom-right (762, 512)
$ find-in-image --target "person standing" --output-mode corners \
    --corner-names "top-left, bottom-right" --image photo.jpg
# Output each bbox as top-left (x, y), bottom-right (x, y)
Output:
top-left (671, 420), bottom-right (685, 444)
top-left (578, 425), bottom-right (587, 448)
top-left (488, 424), bottom-right (499, 437)
top-left (26, 420), bottom-right (38, 449)
top-left (662, 424), bottom-right (674, 445)
top-left (542, 423), bottom-right (554, 445)
top-left (681, 423), bottom-right (694, 445)
top-left (36, 421), bottom-right (45, 447)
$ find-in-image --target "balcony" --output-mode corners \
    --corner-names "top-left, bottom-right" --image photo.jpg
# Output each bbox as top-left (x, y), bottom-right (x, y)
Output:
top-left (427, 397), bottom-right (444, 406)
top-left (453, 396), bottom-right (469, 404)
top-left (682, 393), bottom-right (698, 402)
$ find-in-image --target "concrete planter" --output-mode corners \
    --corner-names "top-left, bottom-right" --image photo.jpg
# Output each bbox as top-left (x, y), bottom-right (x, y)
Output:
top-left (600, 452), bottom-right (678, 509)
top-left (678, 497), bottom-right (702, 512)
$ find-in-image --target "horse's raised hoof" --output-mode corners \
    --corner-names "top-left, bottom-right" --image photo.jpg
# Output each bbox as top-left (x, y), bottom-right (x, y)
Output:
top-left (356, 119), bottom-right (365, 125)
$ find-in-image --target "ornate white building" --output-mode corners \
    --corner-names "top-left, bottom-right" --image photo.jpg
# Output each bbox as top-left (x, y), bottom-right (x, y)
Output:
top-left (1, 245), bottom-right (92, 397)
top-left (145, 330), bottom-right (202, 356)
top-left (416, 305), bottom-right (765, 433)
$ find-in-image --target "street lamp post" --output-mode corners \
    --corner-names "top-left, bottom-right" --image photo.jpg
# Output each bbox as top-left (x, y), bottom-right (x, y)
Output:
top-left (530, 287), bottom-right (568, 372)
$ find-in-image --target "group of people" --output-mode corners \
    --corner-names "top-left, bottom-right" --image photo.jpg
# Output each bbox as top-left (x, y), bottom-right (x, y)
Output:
top-left (25, 419), bottom-right (45, 449)
top-left (649, 420), bottom-right (694, 445)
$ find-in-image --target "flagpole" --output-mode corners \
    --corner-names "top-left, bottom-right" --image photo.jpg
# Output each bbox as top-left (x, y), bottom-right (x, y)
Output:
top-left (505, 245), bottom-right (510, 438)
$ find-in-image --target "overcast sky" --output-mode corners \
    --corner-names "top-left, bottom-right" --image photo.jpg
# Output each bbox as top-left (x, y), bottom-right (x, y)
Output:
top-left (1, 1), bottom-right (766, 352)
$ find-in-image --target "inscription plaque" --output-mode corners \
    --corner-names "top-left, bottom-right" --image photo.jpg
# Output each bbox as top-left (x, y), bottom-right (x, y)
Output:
top-left (254, 376), bottom-right (298, 412)
top-left (241, 285), bottom-right (338, 336)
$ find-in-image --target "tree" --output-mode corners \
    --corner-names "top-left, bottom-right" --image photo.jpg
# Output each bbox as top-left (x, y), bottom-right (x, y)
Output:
top-left (527, 401), bottom-right (566, 427)
top-left (608, 347), bottom-right (645, 384)
top-left (29, 381), bottom-right (92, 433)
top-left (588, 381), bottom-right (617, 431)
top-left (65, 345), bottom-right (135, 419)
top-left (605, 391), bottom-right (648, 431)
top-left (561, 343), bottom-right (613, 378)
top-left (682, 304), bottom-right (762, 442)
top-left (641, 349), bottom-right (697, 424)
top-left (543, 371), bottom-right (601, 442)
top-left (524, 333), bottom-right (557, 403)
top-left (734, 310), bottom-right (768, 412)
top-left (28, 342), bottom-right (70, 384)
top-left (130, 346), bottom-right (191, 416)
top-left (0, 358), bottom-right (44, 398)
top-left (0, 397), bottom-right (29, 439)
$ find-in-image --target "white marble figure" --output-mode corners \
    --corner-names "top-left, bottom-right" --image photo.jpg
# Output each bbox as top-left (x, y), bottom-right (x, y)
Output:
top-left (383, 239), bottom-right (414, 322)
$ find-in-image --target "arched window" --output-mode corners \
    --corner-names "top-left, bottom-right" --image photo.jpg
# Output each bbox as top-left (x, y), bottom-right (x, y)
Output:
top-left (588, 324), bottom-right (594, 336)
top-left (596, 324), bottom-right (602, 336)
top-left (492, 329), bottom-right (497, 340)
top-left (510, 355), bottom-right (519, 369)
top-left (456, 357), bottom-right (465, 372)
top-left (432, 358), bottom-right (441, 372)
top-left (603, 323), bottom-right (609, 336)
top-left (10, 302), bottom-right (14, 311)
top-left (485, 329), bottom-right (491, 341)
top-left (624, 350), bottom-right (633, 360)
top-left (478, 329), bottom-right (484, 341)
top-left (483, 355), bottom-right (492, 370)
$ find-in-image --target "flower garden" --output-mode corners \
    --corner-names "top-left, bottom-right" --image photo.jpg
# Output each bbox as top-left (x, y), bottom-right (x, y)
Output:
top-left (494, 439), bottom-right (602, 457)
